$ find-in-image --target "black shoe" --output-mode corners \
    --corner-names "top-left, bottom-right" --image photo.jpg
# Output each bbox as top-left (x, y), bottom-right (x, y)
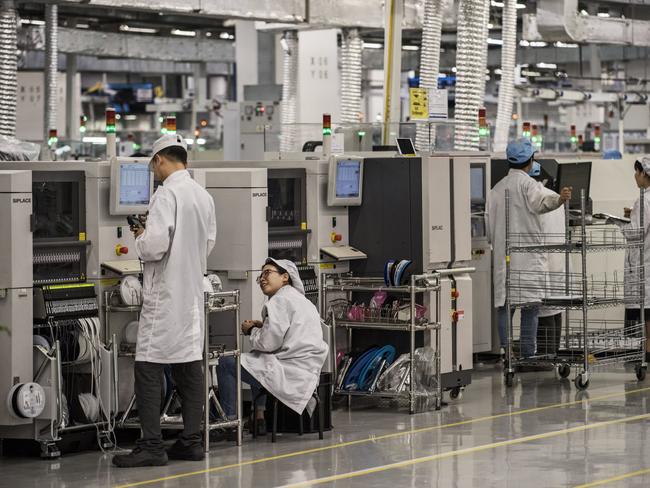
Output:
top-left (210, 428), bottom-right (238, 442)
top-left (112, 447), bottom-right (168, 468)
top-left (167, 439), bottom-right (205, 461)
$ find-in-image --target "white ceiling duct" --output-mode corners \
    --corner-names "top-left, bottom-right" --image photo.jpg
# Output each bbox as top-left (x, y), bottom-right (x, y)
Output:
top-left (531, 0), bottom-right (650, 46)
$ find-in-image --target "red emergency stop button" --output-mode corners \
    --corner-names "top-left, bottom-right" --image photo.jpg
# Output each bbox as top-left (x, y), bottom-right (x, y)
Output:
top-left (115, 245), bottom-right (129, 256)
top-left (330, 232), bottom-right (343, 243)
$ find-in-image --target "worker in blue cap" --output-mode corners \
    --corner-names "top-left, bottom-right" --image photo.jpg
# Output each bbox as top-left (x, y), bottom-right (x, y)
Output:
top-left (486, 138), bottom-right (572, 364)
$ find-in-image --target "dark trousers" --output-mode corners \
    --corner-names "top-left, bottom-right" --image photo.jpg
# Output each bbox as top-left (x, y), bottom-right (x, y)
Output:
top-left (134, 360), bottom-right (204, 453)
top-left (216, 355), bottom-right (266, 419)
top-left (537, 313), bottom-right (562, 355)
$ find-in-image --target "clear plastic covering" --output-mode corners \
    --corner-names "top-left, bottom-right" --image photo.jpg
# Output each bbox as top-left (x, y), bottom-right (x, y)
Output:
top-left (0, 135), bottom-right (40, 161)
top-left (376, 346), bottom-right (439, 411)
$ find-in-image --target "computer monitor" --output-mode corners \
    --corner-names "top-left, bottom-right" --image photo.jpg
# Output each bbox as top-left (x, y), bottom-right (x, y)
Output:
top-left (396, 138), bottom-right (416, 156)
top-left (110, 158), bottom-right (154, 215)
top-left (556, 161), bottom-right (592, 207)
top-left (327, 156), bottom-right (363, 206)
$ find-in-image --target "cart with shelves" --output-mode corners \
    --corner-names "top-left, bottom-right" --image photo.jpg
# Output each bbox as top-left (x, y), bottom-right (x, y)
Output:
top-left (504, 189), bottom-right (647, 389)
top-left (321, 273), bottom-right (442, 414)
top-left (114, 290), bottom-right (243, 449)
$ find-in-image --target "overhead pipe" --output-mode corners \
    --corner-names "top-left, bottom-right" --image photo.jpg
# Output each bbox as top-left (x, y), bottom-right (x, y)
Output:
top-left (454, 0), bottom-right (490, 151)
top-left (414, 0), bottom-right (444, 152)
top-left (340, 28), bottom-right (363, 125)
top-left (279, 30), bottom-right (298, 153)
top-left (0, 0), bottom-right (17, 136)
top-left (44, 3), bottom-right (58, 141)
top-left (494, 0), bottom-right (517, 152)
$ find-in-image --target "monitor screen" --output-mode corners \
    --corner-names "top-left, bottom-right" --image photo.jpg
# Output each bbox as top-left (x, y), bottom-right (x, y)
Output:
top-left (557, 162), bottom-right (591, 206)
top-left (119, 163), bottom-right (151, 206)
top-left (335, 160), bottom-right (362, 198)
top-left (396, 138), bottom-right (416, 156)
top-left (110, 158), bottom-right (153, 215)
top-left (470, 164), bottom-right (486, 203)
top-left (327, 156), bottom-right (364, 206)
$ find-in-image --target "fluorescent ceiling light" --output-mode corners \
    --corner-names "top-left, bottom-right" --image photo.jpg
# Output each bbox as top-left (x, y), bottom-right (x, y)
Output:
top-left (451, 66), bottom-right (457, 73)
top-left (185, 139), bottom-right (194, 145)
top-left (516, 3), bottom-right (526, 9)
top-left (205, 32), bottom-right (212, 37)
top-left (488, 23), bottom-right (494, 29)
top-left (554, 41), bottom-right (578, 48)
top-left (494, 68), bottom-right (503, 75)
top-left (124, 114), bottom-right (137, 120)
top-left (197, 138), bottom-right (206, 145)
top-left (83, 136), bottom-right (107, 144)
top-left (171, 29), bottom-right (196, 37)
top-left (521, 70), bottom-right (541, 77)
top-left (363, 42), bottom-right (382, 49)
top-left (487, 38), bottom-right (503, 45)
top-left (20, 19), bottom-right (45, 25)
top-left (120, 24), bottom-right (158, 34)
top-left (402, 45), bottom-right (419, 51)
top-left (219, 32), bottom-right (230, 39)
top-left (521, 40), bottom-right (548, 47)
top-left (537, 62), bottom-right (557, 69)
top-left (491, 1), bottom-right (504, 7)
top-left (597, 12), bottom-right (610, 18)
top-left (76, 23), bottom-right (90, 29)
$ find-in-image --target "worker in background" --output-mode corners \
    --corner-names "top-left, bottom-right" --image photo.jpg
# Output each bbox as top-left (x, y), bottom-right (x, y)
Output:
top-left (487, 138), bottom-right (572, 359)
top-left (611, 157), bottom-right (650, 363)
top-left (113, 133), bottom-right (217, 468)
top-left (216, 258), bottom-right (328, 437)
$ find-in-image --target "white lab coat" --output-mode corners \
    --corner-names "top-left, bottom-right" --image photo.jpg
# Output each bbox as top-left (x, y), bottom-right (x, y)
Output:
top-left (135, 169), bottom-right (217, 363)
top-left (241, 285), bottom-right (329, 414)
top-left (538, 206), bottom-right (566, 318)
top-left (614, 190), bottom-right (650, 309)
top-left (486, 169), bottom-right (563, 307)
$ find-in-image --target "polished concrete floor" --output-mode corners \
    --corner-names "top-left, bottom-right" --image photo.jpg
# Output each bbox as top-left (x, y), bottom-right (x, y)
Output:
top-left (3, 363), bottom-right (650, 488)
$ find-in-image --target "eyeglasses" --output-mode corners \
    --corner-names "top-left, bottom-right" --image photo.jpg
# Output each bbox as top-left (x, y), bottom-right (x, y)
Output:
top-left (256, 269), bottom-right (281, 284)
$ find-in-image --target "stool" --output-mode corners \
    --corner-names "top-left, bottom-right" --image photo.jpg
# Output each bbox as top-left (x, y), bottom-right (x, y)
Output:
top-left (252, 389), bottom-right (324, 443)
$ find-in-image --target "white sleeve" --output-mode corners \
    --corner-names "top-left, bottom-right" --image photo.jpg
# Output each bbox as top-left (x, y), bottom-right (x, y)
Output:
top-left (206, 198), bottom-right (217, 257)
top-left (249, 297), bottom-right (291, 353)
top-left (135, 189), bottom-right (176, 262)
top-left (526, 179), bottom-right (563, 214)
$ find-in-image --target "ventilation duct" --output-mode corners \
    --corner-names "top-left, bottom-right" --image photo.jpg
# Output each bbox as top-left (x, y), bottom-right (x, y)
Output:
top-left (44, 3), bottom-right (58, 140)
top-left (494, 0), bottom-right (517, 152)
top-left (454, 0), bottom-right (490, 151)
top-left (531, 0), bottom-right (650, 46)
top-left (280, 30), bottom-right (298, 153)
top-left (0, 0), bottom-right (17, 136)
top-left (414, 0), bottom-right (444, 152)
top-left (340, 28), bottom-right (363, 125)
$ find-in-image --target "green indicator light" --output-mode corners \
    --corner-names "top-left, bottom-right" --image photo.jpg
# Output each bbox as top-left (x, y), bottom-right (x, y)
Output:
top-left (48, 137), bottom-right (58, 145)
top-left (323, 128), bottom-right (332, 136)
top-left (80, 126), bottom-right (86, 133)
top-left (595, 137), bottom-right (601, 142)
top-left (570, 136), bottom-right (577, 142)
top-left (161, 128), bottom-right (167, 134)
top-left (479, 128), bottom-right (488, 136)
top-left (106, 125), bottom-right (116, 134)
top-left (357, 131), bottom-right (366, 137)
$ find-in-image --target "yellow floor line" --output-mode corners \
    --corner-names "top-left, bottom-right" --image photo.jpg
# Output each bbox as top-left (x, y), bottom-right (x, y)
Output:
top-left (115, 385), bottom-right (650, 488)
top-left (574, 467), bottom-right (650, 487)
top-left (278, 413), bottom-right (650, 488)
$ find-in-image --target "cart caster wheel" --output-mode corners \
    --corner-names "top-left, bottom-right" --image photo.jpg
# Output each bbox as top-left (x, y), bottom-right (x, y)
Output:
top-left (636, 365), bottom-right (647, 382)
top-left (449, 387), bottom-right (463, 400)
top-left (574, 374), bottom-right (590, 390)
top-left (505, 372), bottom-right (515, 387)
top-left (557, 364), bottom-right (571, 379)
top-left (40, 441), bottom-right (61, 459)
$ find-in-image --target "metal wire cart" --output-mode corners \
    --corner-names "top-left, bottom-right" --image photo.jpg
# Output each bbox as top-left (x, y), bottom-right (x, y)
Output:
top-left (321, 274), bottom-right (442, 414)
top-left (117, 291), bottom-right (243, 450)
top-left (504, 188), bottom-right (647, 390)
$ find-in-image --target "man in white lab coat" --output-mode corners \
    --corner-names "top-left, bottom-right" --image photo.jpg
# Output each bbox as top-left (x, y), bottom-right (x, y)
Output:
top-left (113, 134), bottom-right (217, 468)
top-left (216, 258), bottom-right (328, 437)
top-left (487, 138), bottom-right (571, 359)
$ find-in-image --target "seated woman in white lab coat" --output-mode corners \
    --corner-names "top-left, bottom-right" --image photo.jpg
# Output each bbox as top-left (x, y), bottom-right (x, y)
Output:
top-left (216, 258), bottom-right (329, 436)
top-left (612, 157), bottom-right (650, 363)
